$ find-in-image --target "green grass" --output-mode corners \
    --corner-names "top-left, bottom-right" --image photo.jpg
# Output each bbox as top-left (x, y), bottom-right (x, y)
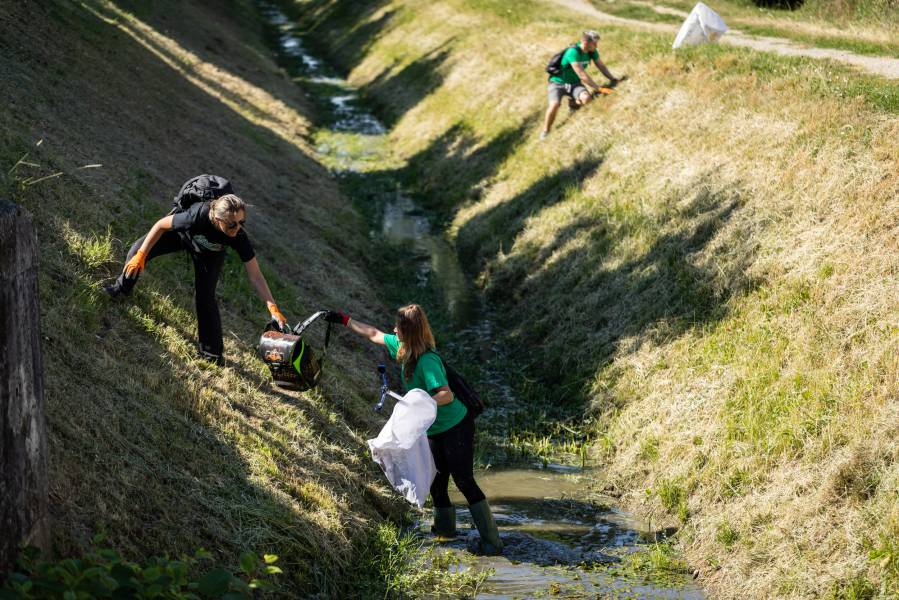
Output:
top-left (349, 522), bottom-right (491, 598)
top-left (715, 521), bottom-right (741, 549)
top-left (736, 23), bottom-right (899, 57)
top-left (668, 42), bottom-right (899, 114)
top-left (607, 542), bottom-right (694, 588)
top-left (656, 479), bottom-right (689, 523)
top-left (588, 1), bottom-right (687, 24)
top-left (589, 0), bottom-right (899, 56)
top-left (627, 0), bottom-right (899, 27)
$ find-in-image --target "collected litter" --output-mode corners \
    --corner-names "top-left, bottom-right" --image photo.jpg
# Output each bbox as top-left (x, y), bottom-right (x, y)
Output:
top-left (258, 310), bottom-right (332, 391)
top-left (368, 386), bottom-right (437, 508)
top-left (673, 2), bottom-right (728, 49)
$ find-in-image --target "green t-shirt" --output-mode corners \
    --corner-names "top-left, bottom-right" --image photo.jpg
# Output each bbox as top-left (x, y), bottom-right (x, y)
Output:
top-left (549, 44), bottom-right (600, 85)
top-left (383, 334), bottom-right (468, 435)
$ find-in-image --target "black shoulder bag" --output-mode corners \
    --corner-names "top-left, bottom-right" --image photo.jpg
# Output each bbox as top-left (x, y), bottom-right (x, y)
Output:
top-left (434, 352), bottom-right (484, 419)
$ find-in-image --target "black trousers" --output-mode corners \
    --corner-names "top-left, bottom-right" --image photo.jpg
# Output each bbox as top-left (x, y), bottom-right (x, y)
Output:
top-left (428, 416), bottom-right (485, 507)
top-left (115, 231), bottom-right (226, 357)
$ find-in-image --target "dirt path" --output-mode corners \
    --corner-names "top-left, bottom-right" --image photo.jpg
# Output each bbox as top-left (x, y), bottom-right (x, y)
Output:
top-left (548, 0), bottom-right (899, 80)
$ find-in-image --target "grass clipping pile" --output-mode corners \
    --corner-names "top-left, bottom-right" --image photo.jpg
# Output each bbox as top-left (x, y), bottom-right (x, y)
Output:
top-left (303, 0), bottom-right (899, 597)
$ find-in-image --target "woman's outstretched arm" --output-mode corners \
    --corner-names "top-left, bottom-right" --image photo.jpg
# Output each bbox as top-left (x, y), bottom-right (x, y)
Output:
top-left (327, 311), bottom-right (387, 346)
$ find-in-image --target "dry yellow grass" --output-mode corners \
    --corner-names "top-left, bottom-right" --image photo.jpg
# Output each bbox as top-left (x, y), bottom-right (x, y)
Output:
top-left (304, 0), bottom-right (899, 596)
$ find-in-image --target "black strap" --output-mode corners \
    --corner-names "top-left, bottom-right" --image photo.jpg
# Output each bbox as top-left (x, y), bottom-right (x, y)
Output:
top-left (292, 310), bottom-right (332, 363)
top-left (322, 321), bottom-right (332, 360)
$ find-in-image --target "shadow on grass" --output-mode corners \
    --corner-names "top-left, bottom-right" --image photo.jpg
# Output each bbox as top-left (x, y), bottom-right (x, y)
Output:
top-left (486, 185), bottom-right (753, 413)
top-left (297, 0), bottom-right (395, 74)
top-left (399, 116), bottom-right (540, 216)
top-left (360, 43), bottom-right (453, 128)
top-left (456, 155), bottom-right (606, 269)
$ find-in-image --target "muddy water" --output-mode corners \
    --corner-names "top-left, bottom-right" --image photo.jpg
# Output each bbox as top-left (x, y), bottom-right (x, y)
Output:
top-left (442, 467), bottom-right (703, 599)
top-left (259, 5), bottom-right (703, 598)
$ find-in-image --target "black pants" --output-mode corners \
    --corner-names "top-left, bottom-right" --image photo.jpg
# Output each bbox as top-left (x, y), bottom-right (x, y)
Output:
top-left (428, 416), bottom-right (485, 507)
top-left (115, 231), bottom-right (226, 357)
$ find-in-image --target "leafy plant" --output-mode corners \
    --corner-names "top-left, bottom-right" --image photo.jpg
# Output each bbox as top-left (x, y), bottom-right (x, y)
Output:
top-left (716, 521), bottom-right (741, 549)
top-left (0, 542), bottom-right (281, 599)
top-left (348, 522), bottom-right (490, 598)
top-left (657, 479), bottom-right (689, 523)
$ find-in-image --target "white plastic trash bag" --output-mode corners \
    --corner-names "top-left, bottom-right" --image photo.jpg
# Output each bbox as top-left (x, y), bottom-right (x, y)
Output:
top-left (672, 2), bottom-right (728, 49)
top-left (368, 388), bottom-right (437, 508)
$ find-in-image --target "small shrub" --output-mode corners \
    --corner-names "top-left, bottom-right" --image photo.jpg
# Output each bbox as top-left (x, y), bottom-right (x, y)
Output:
top-left (639, 437), bottom-right (660, 462)
top-left (349, 522), bottom-right (490, 598)
top-left (716, 521), bottom-right (741, 549)
top-left (657, 479), bottom-right (689, 523)
top-left (614, 542), bottom-right (693, 587)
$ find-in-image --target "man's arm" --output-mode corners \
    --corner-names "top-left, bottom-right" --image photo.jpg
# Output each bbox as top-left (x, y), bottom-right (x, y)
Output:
top-left (593, 57), bottom-right (617, 82)
top-left (572, 61), bottom-right (603, 92)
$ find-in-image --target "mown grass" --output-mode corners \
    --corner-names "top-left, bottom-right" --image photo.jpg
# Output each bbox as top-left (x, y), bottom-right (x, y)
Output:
top-left (302, 0), bottom-right (899, 597)
top-left (617, 0), bottom-right (899, 31)
top-left (735, 23), bottom-right (899, 58)
top-left (588, 0), bottom-right (899, 57)
top-left (0, 0), bottom-right (492, 596)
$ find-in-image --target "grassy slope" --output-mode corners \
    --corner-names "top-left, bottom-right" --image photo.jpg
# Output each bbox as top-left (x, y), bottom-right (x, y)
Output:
top-left (588, 0), bottom-right (899, 58)
top-left (0, 0), bottom-right (410, 595)
top-left (302, 0), bottom-right (899, 597)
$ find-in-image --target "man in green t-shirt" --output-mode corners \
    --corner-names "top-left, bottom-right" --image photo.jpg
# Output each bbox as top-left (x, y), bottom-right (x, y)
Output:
top-left (540, 30), bottom-right (621, 139)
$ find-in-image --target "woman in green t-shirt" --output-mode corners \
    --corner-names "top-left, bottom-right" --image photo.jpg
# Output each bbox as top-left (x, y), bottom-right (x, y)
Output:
top-left (326, 304), bottom-right (503, 555)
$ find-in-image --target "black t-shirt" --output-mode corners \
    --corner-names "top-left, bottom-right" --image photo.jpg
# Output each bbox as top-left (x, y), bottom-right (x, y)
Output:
top-left (171, 201), bottom-right (255, 262)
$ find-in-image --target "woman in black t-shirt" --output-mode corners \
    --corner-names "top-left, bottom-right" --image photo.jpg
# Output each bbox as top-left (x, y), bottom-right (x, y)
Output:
top-left (106, 194), bottom-right (288, 365)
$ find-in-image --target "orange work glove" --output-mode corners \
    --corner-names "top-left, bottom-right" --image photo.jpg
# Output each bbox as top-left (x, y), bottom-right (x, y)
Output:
top-left (124, 249), bottom-right (147, 278)
top-left (267, 301), bottom-right (288, 332)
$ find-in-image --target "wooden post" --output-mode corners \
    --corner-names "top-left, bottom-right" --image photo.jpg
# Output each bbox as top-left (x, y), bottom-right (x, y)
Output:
top-left (0, 199), bottom-right (50, 571)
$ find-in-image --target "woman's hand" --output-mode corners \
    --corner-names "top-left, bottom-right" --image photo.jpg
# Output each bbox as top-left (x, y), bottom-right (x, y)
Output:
top-left (123, 249), bottom-right (147, 278)
top-left (335, 313), bottom-right (387, 345)
top-left (325, 310), bottom-right (350, 326)
top-left (267, 301), bottom-right (289, 332)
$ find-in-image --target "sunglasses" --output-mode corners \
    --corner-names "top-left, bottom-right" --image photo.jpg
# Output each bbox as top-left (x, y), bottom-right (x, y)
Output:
top-left (219, 217), bottom-right (246, 230)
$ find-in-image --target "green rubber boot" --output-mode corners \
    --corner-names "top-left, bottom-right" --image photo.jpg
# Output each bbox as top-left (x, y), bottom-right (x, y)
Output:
top-left (431, 506), bottom-right (457, 540)
top-left (469, 500), bottom-right (503, 555)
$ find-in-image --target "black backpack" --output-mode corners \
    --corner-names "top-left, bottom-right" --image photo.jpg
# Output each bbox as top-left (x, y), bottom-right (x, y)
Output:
top-left (171, 174), bottom-right (233, 214)
top-left (435, 353), bottom-right (484, 419)
top-left (545, 43), bottom-right (578, 76)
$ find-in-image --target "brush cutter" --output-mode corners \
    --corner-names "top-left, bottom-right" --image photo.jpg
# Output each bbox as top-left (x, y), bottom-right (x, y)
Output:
top-left (592, 74), bottom-right (628, 97)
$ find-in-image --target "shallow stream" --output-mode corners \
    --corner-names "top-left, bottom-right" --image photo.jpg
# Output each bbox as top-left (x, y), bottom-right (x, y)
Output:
top-left (259, 5), bottom-right (703, 598)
